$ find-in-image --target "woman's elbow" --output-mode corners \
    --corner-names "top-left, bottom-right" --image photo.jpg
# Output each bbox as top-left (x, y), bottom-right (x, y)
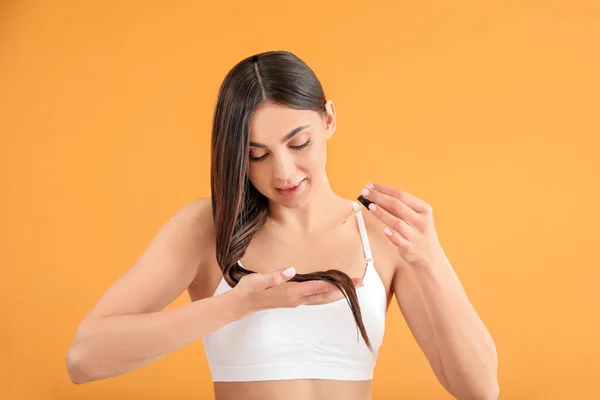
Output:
top-left (470, 381), bottom-right (500, 400)
top-left (66, 346), bottom-right (94, 384)
top-left (453, 377), bottom-right (499, 400)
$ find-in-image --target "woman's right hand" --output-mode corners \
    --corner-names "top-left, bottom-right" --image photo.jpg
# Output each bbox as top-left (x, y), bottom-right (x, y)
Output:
top-left (232, 267), bottom-right (363, 312)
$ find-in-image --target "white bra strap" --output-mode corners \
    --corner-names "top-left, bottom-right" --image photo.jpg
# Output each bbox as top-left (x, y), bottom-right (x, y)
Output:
top-left (352, 201), bottom-right (374, 264)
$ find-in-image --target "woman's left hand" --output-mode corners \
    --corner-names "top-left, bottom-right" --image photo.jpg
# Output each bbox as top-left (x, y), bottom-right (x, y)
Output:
top-left (360, 183), bottom-right (445, 269)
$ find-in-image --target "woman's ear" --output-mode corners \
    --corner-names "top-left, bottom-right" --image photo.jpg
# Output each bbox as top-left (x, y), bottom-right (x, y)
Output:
top-left (324, 99), bottom-right (336, 140)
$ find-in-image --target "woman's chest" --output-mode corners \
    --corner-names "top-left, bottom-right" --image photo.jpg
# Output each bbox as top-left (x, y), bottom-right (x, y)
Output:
top-left (240, 220), bottom-right (397, 307)
top-left (190, 212), bottom-right (400, 307)
top-left (243, 233), bottom-right (365, 277)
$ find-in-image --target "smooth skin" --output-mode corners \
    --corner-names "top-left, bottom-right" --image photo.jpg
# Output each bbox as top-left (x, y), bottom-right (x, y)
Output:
top-left (66, 100), bottom-right (498, 400)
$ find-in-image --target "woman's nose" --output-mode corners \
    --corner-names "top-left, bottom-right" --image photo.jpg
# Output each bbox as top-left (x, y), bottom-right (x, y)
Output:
top-left (273, 155), bottom-right (295, 182)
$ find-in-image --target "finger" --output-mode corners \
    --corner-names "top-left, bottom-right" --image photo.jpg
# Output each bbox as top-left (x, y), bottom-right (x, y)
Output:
top-left (384, 227), bottom-right (413, 252)
top-left (289, 280), bottom-right (338, 297)
top-left (367, 202), bottom-right (413, 240)
top-left (253, 266), bottom-right (297, 290)
top-left (289, 277), bottom-right (363, 298)
top-left (368, 183), bottom-right (431, 214)
top-left (301, 289), bottom-right (346, 305)
top-left (361, 187), bottom-right (420, 226)
top-left (301, 280), bottom-right (363, 305)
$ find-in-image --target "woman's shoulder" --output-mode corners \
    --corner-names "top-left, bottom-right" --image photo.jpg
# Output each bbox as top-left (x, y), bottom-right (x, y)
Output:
top-left (180, 196), bottom-right (213, 221)
top-left (161, 196), bottom-right (218, 272)
top-left (174, 197), bottom-right (224, 298)
top-left (177, 196), bottom-right (216, 244)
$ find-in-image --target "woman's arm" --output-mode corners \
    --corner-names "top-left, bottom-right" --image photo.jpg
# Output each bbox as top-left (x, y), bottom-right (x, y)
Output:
top-left (66, 198), bottom-right (220, 383)
top-left (67, 289), bottom-right (247, 384)
top-left (66, 197), bottom-right (342, 384)
top-left (359, 183), bottom-right (499, 400)
top-left (394, 254), bottom-right (499, 400)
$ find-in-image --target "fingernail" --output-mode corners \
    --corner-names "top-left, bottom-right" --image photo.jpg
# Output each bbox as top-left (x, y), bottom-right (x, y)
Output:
top-left (366, 183), bottom-right (374, 189)
top-left (384, 228), bottom-right (392, 236)
top-left (282, 267), bottom-right (296, 278)
top-left (368, 203), bottom-right (377, 212)
top-left (357, 282), bottom-right (364, 288)
top-left (361, 188), bottom-right (370, 197)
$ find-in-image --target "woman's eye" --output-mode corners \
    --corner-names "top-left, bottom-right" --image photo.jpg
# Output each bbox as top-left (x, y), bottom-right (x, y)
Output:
top-left (290, 140), bottom-right (310, 150)
top-left (250, 154), bottom-right (268, 162)
top-left (249, 140), bottom-right (310, 163)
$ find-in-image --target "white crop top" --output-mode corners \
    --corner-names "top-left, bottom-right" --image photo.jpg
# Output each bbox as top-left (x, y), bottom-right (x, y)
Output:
top-left (201, 201), bottom-right (387, 382)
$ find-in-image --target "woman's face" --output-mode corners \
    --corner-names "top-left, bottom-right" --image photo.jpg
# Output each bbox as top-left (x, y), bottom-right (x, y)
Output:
top-left (247, 100), bottom-right (336, 207)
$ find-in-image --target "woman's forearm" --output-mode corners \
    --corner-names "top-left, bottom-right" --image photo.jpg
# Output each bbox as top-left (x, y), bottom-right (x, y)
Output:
top-left (413, 256), bottom-right (499, 400)
top-left (66, 290), bottom-right (247, 384)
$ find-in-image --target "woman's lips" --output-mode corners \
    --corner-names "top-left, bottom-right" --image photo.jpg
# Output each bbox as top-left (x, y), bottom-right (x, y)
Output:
top-left (276, 178), bottom-right (306, 196)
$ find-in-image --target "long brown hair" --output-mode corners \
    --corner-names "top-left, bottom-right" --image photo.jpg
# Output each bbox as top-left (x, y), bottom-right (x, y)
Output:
top-left (210, 50), bottom-right (372, 353)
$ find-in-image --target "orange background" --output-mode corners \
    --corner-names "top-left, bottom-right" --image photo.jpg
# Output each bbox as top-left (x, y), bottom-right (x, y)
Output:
top-left (2, 1), bottom-right (599, 399)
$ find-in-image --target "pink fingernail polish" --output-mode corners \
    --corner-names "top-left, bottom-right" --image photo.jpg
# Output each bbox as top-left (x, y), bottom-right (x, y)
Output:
top-left (366, 183), bottom-right (374, 189)
top-left (361, 188), bottom-right (369, 196)
top-left (282, 267), bottom-right (296, 278)
top-left (384, 228), bottom-right (392, 236)
top-left (368, 203), bottom-right (377, 212)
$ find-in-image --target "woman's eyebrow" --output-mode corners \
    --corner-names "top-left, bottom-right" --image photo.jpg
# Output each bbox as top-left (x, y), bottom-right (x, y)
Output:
top-left (249, 124), bottom-right (311, 148)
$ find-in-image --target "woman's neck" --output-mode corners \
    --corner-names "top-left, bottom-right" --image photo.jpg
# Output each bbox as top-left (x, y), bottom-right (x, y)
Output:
top-left (266, 175), bottom-right (351, 235)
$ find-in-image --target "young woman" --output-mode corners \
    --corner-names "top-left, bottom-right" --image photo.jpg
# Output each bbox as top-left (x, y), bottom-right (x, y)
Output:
top-left (66, 50), bottom-right (499, 400)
